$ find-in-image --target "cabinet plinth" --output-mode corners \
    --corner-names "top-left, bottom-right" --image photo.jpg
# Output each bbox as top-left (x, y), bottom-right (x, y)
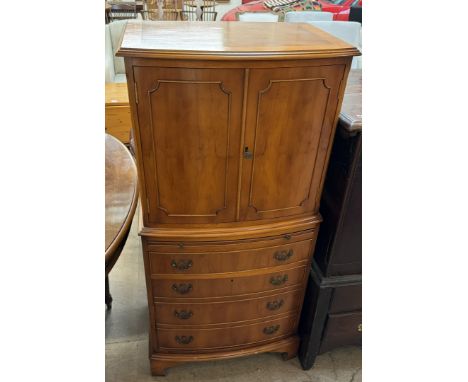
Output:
top-left (117, 20), bottom-right (360, 376)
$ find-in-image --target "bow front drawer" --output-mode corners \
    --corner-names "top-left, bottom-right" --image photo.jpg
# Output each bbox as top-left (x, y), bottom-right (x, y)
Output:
top-left (151, 265), bottom-right (308, 299)
top-left (155, 288), bottom-right (303, 326)
top-left (157, 314), bottom-right (296, 351)
top-left (149, 238), bottom-right (314, 275)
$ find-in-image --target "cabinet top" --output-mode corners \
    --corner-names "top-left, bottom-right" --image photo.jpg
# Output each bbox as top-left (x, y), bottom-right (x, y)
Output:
top-left (116, 21), bottom-right (361, 60)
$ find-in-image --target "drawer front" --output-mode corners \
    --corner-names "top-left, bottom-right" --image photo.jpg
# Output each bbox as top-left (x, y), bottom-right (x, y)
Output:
top-left (319, 312), bottom-right (362, 354)
top-left (152, 266), bottom-right (307, 299)
top-left (155, 289), bottom-right (303, 326)
top-left (157, 314), bottom-right (296, 350)
top-left (149, 239), bottom-right (312, 275)
top-left (105, 105), bottom-right (132, 144)
top-left (329, 284), bottom-right (362, 314)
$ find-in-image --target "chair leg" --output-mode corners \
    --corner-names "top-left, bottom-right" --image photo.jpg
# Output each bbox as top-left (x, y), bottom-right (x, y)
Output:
top-left (105, 275), bottom-right (113, 310)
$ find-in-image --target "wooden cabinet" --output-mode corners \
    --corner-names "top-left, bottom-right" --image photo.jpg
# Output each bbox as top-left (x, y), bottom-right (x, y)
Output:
top-left (117, 20), bottom-right (360, 376)
top-left (298, 70), bottom-right (362, 370)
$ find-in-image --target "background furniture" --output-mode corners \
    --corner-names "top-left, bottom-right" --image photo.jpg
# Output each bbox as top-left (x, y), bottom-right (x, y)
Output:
top-left (298, 69), bottom-right (362, 369)
top-left (349, 5), bottom-right (362, 23)
top-left (105, 134), bottom-right (139, 309)
top-left (284, 10), bottom-right (333, 22)
top-left (105, 20), bottom-right (128, 83)
top-left (106, 1), bottom-right (144, 23)
top-left (107, 2), bottom-right (138, 22)
top-left (297, 21), bottom-right (362, 69)
top-left (182, 0), bottom-right (218, 21)
top-left (117, 20), bottom-right (359, 375)
top-left (105, 83), bottom-right (132, 144)
top-left (221, 0), bottom-right (322, 21)
top-left (142, 0), bottom-right (183, 20)
top-left (237, 11), bottom-right (281, 21)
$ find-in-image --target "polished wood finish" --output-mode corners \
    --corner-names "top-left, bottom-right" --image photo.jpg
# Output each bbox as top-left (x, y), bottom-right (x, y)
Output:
top-left (149, 235), bottom-right (315, 274)
top-left (157, 313), bottom-right (296, 350)
top-left (105, 134), bottom-right (139, 263)
top-left (105, 83), bottom-right (132, 144)
top-left (117, 21), bottom-right (359, 375)
top-left (154, 288), bottom-right (303, 325)
top-left (105, 134), bottom-right (139, 308)
top-left (152, 265), bottom-right (308, 299)
top-left (132, 66), bottom-right (244, 224)
top-left (117, 21), bottom-right (360, 60)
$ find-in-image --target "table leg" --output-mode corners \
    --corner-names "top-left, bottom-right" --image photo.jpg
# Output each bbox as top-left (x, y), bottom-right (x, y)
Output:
top-left (105, 275), bottom-right (113, 310)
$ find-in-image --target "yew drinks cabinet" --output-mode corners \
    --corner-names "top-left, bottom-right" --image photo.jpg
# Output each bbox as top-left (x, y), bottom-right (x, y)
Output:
top-left (117, 21), bottom-right (360, 375)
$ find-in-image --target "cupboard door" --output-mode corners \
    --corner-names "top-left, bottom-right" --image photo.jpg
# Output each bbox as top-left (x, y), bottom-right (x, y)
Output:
top-left (240, 65), bottom-right (347, 221)
top-left (133, 67), bottom-right (244, 225)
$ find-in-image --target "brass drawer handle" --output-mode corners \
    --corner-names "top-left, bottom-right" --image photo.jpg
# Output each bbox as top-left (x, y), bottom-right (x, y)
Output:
top-left (175, 335), bottom-right (193, 345)
top-left (358, 323), bottom-right (362, 332)
top-left (263, 325), bottom-right (280, 335)
top-left (172, 283), bottom-right (192, 294)
top-left (171, 259), bottom-right (193, 270)
top-left (274, 249), bottom-right (293, 261)
top-left (270, 274), bottom-right (288, 286)
top-left (266, 299), bottom-right (284, 311)
top-left (174, 310), bottom-right (193, 320)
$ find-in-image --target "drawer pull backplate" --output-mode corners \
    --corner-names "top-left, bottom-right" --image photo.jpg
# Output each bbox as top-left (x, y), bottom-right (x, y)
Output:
top-left (175, 335), bottom-right (193, 345)
top-left (263, 325), bottom-right (280, 335)
top-left (172, 283), bottom-right (193, 294)
top-left (270, 274), bottom-right (288, 286)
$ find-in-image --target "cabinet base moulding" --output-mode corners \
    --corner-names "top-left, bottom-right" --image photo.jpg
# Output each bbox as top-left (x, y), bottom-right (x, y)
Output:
top-left (149, 335), bottom-right (300, 376)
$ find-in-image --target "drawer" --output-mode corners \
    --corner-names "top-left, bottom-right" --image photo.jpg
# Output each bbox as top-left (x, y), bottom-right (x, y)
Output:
top-left (155, 288), bottom-right (303, 326)
top-left (151, 265), bottom-right (308, 299)
top-left (149, 239), bottom-right (313, 275)
top-left (319, 312), bottom-right (362, 354)
top-left (157, 314), bottom-right (296, 351)
top-left (145, 229), bottom-right (316, 253)
top-left (105, 105), bottom-right (132, 144)
top-left (329, 284), bottom-right (362, 314)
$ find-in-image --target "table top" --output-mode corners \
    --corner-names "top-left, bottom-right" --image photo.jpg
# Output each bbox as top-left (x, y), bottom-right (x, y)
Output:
top-left (105, 134), bottom-right (139, 262)
top-left (117, 20), bottom-right (360, 60)
top-left (340, 69), bottom-right (362, 132)
top-left (105, 83), bottom-right (130, 106)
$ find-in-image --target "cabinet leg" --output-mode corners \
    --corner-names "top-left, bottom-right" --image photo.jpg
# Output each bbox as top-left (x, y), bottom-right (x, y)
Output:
top-left (150, 360), bottom-right (178, 376)
top-left (280, 336), bottom-right (299, 361)
top-left (105, 276), bottom-right (113, 310)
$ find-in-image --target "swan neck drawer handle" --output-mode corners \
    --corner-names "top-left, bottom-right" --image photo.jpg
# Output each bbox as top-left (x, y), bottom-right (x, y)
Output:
top-left (274, 249), bottom-right (294, 261)
top-left (174, 310), bottom-right (193, 319)
top-left (172, 283), bottom-right (192, 294)
top-left (171, 259), bottom-right (193, 270)
top-left (270, 274), bottom-right (288, 286)
top-left (175, 335), bottom-right (193, 344)
top-left (263, 325), bottom-right (280, 335)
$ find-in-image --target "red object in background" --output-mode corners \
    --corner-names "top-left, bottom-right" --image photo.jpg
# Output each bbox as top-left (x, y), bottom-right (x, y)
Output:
top-left (242, 0), bottom-right (256, 3)
top-left (334, 7), bottom-right (351, 20)
top-left (319, 0), bottom-right (361, 14)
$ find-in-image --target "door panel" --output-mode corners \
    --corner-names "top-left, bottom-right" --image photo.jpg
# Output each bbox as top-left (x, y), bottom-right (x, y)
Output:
top-left (133, 67), bottom-right (244, 224)
top-left (240, 65), bottom-right (346, 221)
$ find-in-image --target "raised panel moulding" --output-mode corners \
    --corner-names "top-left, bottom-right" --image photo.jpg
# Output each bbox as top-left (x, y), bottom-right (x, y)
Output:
top-left (248, 78), bottom-right (331, 214)
top-left (148, 80), bottom-right (232, 217)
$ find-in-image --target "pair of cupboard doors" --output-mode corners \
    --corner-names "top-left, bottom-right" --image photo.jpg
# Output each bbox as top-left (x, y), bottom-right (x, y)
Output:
top-left (130, 59), bottom-right (349, 226)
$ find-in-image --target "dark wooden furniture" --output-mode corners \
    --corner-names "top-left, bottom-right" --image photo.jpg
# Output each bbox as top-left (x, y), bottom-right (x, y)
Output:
top-left (298, 69), bottom-right (362, 369)
top-left (117, 21), bottom-right (360, 376)
top-left (105, 1), bottom-right (144, 23)
top-left (105, 134), bottom-right (139, 309)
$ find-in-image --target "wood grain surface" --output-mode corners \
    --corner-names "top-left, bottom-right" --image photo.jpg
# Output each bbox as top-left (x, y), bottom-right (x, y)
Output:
top-left (105, 134), bottom-right (139, 262)
top-left (117, 21), bottom-right (361, 60)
